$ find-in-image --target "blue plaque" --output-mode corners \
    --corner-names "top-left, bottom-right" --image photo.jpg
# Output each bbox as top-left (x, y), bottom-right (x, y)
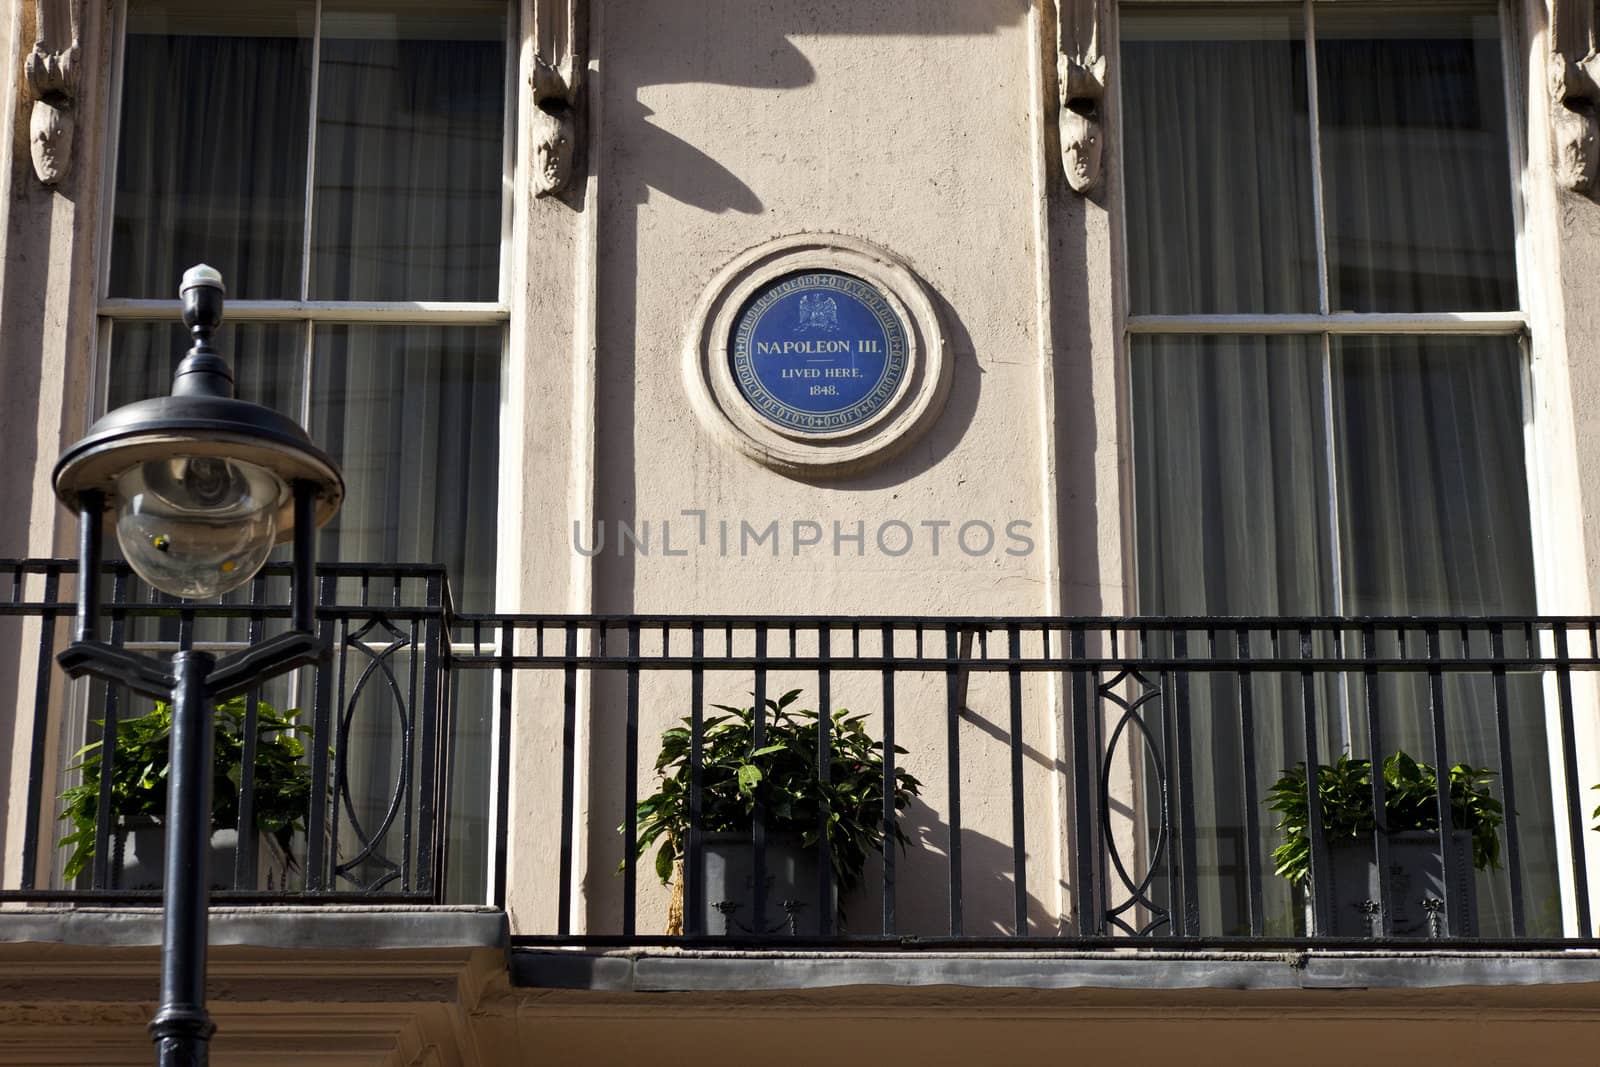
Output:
top-left (730, 271), bottom-right (909, 434)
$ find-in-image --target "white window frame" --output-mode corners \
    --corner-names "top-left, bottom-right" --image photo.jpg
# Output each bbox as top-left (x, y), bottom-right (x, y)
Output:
top-left (90, 0), bottom-right (519, 483)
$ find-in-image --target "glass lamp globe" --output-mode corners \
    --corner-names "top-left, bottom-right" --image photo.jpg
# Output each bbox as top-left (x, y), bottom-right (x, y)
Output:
top-left (114, 455), bottom-right (287, 599)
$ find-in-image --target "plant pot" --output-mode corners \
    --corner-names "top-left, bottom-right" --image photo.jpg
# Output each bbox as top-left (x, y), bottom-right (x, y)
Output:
top-left (1325, 829), bottom-right (1478, 937)
top-left (109, 817), bottom-right (290, 891)
top-left (700, 832), bottom-right (825, 936)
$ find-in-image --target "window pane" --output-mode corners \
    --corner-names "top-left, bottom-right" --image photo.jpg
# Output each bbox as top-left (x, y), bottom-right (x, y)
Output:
top-left (1331, 335), bottom-right (1532, 614)
top-left (1316, 4), bottom-right (1517, 311)
top-left (110, 1), bottom-right (313, 299)
top-left (1133, 335), bottom-right (1334, 615)
top-left (107, 321), bottom-right (305, 416)
top-left (310, 1), bottom-right (507, 301)
top-left (1122, 7), bottom-right (1318, 314)
top-left (309, 325), bottom-right (501, 609)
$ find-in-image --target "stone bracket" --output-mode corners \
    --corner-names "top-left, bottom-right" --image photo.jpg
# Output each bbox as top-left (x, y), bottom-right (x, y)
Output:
top-left (1056, 0), bottom-right (1106, 194)
top-left (531, 0), bottom-right (585, 198)
top-left (24, 0), bottom-right (83, 186)
top-left (1552, 0), bottom-right (1600, 192)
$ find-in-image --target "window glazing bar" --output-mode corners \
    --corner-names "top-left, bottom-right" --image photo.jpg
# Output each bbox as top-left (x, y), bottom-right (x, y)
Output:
top-left (97, 301), bottom-right (511, 323)
top-left (1305, 0), bottom-right (1331, 317)
top-left (1125, 312), bottom-right (1527, 336)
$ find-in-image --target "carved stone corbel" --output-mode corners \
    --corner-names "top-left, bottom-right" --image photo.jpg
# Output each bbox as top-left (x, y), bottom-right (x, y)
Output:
top-left (1551, 0), bottom-right (1600, 192)
top-left (24, 0), bottom-right (83, 186)
top-left (530, 0), bottom-right (584, 197)
top-left (1056, 0), bottom-right (1106, 194)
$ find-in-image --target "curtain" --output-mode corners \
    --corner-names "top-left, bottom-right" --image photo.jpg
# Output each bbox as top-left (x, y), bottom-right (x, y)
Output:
top-left (1124, 4), bottom-right (1557, 936)
top-left (110, 17), bottom-right (312, 300)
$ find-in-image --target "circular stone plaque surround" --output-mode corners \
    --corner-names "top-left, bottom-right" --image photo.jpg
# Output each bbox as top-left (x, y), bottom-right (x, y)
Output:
top-left (684, 234), bottom-right (950, 478)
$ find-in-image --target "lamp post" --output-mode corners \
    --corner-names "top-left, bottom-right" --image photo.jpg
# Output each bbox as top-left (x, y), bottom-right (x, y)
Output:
top-left (51, 265), bottom-right (344, 1066)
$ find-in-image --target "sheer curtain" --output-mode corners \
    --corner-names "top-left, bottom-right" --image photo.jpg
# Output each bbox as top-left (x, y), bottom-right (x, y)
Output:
top-left (106, 0), bottom-right (506, 901)
top-left (1123, 4), bottom-right (1557, 936)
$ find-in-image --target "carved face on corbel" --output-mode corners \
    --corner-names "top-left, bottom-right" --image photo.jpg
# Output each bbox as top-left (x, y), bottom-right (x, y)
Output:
top-left (1553, 104), bottom-right (1598, 192)
top-left (1059, 103), bottom-right (1102, 194)
top-left (30, 101), bottom-right (74, 187)
top-left (532, 106), bottom-right (575, 197)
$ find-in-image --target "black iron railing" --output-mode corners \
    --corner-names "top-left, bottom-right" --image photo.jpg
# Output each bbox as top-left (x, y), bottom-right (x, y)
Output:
top-left (1, 558), bottom-right (451, 904)
top-left (8, 557), bottom-right (1600, 949)
top-left (457, 614), bottom-right (1600, 949)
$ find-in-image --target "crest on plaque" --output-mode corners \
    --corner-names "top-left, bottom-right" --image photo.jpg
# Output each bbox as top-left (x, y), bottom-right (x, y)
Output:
top-left (797, 294), bottom-right (839, 333)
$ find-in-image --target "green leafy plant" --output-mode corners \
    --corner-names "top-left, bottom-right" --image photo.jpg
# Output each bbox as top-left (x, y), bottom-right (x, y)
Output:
top-left (632, 688), bottom-right (921, 895)
top-left (1267, 751), bottom-right (1503, 887)
top-left (57, 697), bottom-right (312, 882)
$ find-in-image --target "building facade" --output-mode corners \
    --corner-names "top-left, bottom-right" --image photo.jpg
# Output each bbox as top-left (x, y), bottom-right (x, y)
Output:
top-left (5, 0), bottom-right (1600, 1063)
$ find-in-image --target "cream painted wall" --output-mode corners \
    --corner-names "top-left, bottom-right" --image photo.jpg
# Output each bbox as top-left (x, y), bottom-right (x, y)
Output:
top-left (543, 0), bottom-right (1107, 938)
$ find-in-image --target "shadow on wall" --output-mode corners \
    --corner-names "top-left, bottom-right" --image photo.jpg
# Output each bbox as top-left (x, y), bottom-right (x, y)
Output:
top-left (861, 794), bottom-right (1057, 937)
top-left (603, 0), bottom-right (1033, 215)
top-left (593, 0), bottom-right (1038, 609)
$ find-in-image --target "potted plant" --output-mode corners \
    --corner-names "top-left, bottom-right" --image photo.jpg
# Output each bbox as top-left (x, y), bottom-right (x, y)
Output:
top-left (1267, 751), bottom-right (1503, 937)
top-left (58, 696), bottom-right (312, 890)
top-left (632, 688), bottom-right (921, 935)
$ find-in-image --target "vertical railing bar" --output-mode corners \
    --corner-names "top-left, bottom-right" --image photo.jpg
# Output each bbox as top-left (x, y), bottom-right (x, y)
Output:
top-left (1489, 624), bottom-right (1525, 937)
top-left (816, 626), bottom-right (834, 936)
top-left (557, 624), bottom-right (578, 935)
top-left (1235, 628), bottom-right (1264, 937)
top-left (945, 624), bottom-right (963, 937)
top-left (305, 573), bottom-right (338, 891)
top-left (1070, 625), bottom-right (1096, 934)
top-left (1300, 626), bottom-right (1332, 936)
top-left (1007, 623), bottom-right (1027, 935)
top-left (400, 612), bottom-right (420, 891)
top-left (1554, 626), bottom-right (1592, 936)
top-left (1149, 627), bottom-right (1179, 935)
top-left (622, 622), bottom-right (640, 936)
top-left (881, 624), bottom-right (897, 935)
top-left (1173, 630), bottom-right (1199, 936)
top-left (1424, 625), bottom-right (1460, 937)
top-left (685, 623), bottom-right (705, 936)
top-left (232, 572), bottom-right (269, 891)
top-left (328, 611), bottom-right (351, 887)
top-left (492, 622), bottom-right (514, 909)
top-left (89, 570), bottom-right (129, 890)
top-left (20, 564), bottom-right (59, 889)
top-left (752, 625), bottom-right (769, 937)
top-left (1362, 624), bottom-right (1393, 938)
top-left (416, 573), bottom-right (443, 899)
top-left (177, 599), bottom-right (195, 653)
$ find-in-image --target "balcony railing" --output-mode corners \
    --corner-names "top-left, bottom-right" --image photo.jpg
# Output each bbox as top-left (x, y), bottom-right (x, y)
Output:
top-left (1, 558), bottom-right (451, 904)
top-left (7, 558), bottom-right (1600, 950)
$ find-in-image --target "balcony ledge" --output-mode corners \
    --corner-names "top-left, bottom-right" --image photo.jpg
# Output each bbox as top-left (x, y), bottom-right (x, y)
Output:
top-left (0, 904), bottom-right (508, 952)
top-left (512, 946), bottom-right (1600, 994)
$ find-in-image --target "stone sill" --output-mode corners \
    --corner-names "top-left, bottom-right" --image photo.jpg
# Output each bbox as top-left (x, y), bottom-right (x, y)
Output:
top-left (0, 904), bottom-right (508, 952)
top-left (512, 946), bottom-right (1600, 994)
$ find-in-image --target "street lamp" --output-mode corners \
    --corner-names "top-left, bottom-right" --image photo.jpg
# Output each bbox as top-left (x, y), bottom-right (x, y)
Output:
top-left (52, 265), bottom-right (343, 1065)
